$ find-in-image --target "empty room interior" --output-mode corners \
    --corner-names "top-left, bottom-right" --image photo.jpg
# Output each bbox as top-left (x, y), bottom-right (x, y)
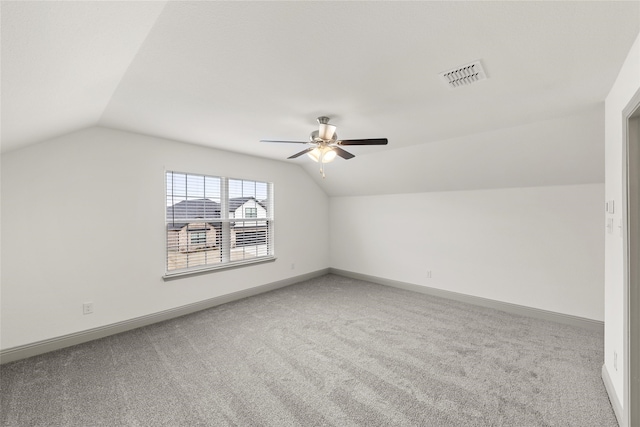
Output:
top-left (1, 1), bottom-right (640, 426)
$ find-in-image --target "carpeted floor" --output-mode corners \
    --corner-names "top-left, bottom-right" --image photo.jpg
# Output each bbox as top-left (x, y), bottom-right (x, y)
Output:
top-left (0, 274), bottom-right (617, 426)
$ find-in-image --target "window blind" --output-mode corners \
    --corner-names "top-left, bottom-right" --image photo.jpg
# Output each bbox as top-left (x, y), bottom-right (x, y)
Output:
top-left (165, 171), bottom-right (274, 274)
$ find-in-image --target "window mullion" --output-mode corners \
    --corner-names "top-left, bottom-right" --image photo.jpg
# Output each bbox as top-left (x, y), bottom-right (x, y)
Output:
top-left (221, 177), bottom-right (231, 263)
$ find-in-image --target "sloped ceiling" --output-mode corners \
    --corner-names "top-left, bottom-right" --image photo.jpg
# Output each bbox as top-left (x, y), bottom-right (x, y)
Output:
top-left (1, 1), bottom-right (167, 150)
top-left (2, 1), bottom-right (639, 195)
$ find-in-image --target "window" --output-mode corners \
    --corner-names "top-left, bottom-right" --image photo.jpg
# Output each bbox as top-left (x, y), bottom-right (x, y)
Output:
top-left (165, 171), bottom-right (274, 276)
top-left (190, 231), bottom-right (206, 245)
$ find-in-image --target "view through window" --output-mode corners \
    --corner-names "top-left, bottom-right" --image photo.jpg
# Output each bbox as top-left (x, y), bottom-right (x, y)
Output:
top-left (165, 171), bottom-right (273, 274)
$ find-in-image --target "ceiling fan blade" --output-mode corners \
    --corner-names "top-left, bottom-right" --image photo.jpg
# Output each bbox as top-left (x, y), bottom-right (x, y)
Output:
top-left (337, 138), bottom-right (388, 146)
top-left (287, 147), bottom-right (315, 159)
top-left (260, 140), bottom-right (308, 144)
top-left (333, 146), bottom-right (355, 159)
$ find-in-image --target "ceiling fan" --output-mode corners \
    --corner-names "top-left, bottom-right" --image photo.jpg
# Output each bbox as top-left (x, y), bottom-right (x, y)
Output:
top-left (261, 116), bottom-right (388, 177)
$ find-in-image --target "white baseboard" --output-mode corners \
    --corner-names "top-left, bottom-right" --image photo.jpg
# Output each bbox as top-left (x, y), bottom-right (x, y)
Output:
top-left (0, 269), bottom-right (329, 365)
top-left (329, 268), bottom-right (604, 332)
top-left (602, 364), bottom-right (624, 426)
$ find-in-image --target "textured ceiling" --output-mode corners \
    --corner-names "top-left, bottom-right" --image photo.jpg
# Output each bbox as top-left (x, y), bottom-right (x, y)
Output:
top-left (2, 1), bottom-right (639, 195)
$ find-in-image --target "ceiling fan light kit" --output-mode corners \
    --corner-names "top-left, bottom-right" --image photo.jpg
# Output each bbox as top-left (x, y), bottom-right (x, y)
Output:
top-left (261, 116), bottom-right (388, 178)
top-left (308, 146), bottom-right (337, 163)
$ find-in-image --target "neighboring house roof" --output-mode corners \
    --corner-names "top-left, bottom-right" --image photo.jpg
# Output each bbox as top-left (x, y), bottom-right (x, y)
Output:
top-left (166, 198), bottom-right (220, 230)
top-left (166, 198), bottom-right (220, 222)
top-left (228, 197), bottom-right (267, 212)
top-left (166, 197), bottom-right (267, 229)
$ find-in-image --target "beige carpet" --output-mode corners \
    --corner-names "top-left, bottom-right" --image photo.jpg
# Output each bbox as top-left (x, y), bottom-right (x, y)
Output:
top-left (0, 274), bottom-right (617, 426)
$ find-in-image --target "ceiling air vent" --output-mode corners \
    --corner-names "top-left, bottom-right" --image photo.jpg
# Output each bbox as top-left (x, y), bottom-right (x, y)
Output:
top-left (439, 60), bottom-right (487, 88)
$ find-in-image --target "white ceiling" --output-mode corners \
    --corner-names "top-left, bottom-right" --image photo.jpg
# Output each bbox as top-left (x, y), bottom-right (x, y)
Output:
top-left (1, 1), bottom-right (167, 151)
top-left (2, 1), bottom-right (639, 195)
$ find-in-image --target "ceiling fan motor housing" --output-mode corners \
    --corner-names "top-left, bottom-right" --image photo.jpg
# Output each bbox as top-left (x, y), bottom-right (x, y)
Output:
top-left (310, 130), bottom-right (338, 143)
top-left (316, 117), bottom-right (337, 141)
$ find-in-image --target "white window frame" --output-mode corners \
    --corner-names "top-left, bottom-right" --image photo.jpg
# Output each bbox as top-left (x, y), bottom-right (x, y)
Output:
top-left (163, 171), bottom-right (275, 279)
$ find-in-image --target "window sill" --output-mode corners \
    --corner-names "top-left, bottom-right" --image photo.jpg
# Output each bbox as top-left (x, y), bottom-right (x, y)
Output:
top-left (162, 256), bottom-right (277, 281)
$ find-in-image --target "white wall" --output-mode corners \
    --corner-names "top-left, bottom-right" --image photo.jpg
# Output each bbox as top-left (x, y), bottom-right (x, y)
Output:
top-left (330, 184), bottom-right (604, 320)
top-left (604, 32), bottom-right (640, 414)
top-left (0, 126), bottom-right (329, 350)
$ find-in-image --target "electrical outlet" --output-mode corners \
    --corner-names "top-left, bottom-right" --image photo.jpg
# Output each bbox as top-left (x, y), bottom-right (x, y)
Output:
top-left (83, 302), bottom-right (93, 315)
top-left (426, 271), bottom-right (432, 279)
top-left (291, 263), bottom-right (295, 270)
top-left (614, 351), bottom-right (618, 371)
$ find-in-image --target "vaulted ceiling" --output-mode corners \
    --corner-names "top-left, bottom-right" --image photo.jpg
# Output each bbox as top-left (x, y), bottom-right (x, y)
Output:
top-left (2, 1), bottom-right (639, 195)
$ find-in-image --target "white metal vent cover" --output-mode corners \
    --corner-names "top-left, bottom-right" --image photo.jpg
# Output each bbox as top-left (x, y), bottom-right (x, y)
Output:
top-left (439, 60), bottom-right (487, 88)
